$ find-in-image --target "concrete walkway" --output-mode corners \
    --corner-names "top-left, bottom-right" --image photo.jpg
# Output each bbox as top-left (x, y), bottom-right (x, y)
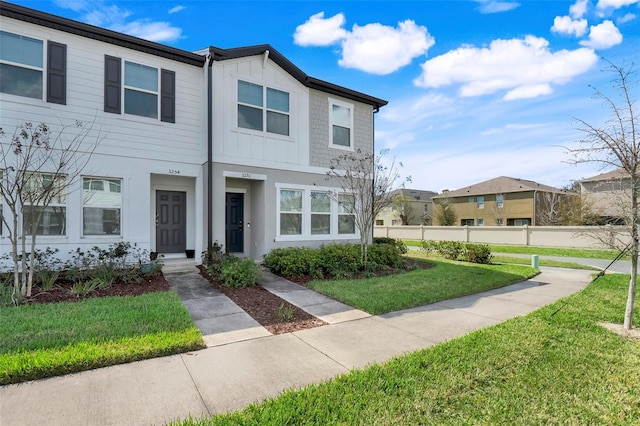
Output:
top-left (0, 266), bottom-right (593, 426)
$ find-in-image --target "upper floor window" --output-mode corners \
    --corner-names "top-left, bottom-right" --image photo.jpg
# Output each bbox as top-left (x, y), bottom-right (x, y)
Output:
top-left (104, 55), bottom-right (174, 122)
top-left (0, 31), bottom-right (66, 104)
top-left (124, 61), bottom-right (158, 119)
top-left (329, 99), bottom-right (353, 149)
top-left (477, 196), bottom-right (484, 209)
top-left (496, 193), bottom-right (504, 208)
top-left (237, 80), bottom-right (290, 136)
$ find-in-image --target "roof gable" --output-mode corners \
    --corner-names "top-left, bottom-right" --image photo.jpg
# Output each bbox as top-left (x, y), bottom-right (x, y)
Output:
top-left (207, 45), bottom-right (388, 109)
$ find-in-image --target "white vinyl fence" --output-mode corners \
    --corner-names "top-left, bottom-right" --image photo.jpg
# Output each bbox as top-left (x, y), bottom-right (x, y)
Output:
top-left (374, 225), bottom-right (631, 249)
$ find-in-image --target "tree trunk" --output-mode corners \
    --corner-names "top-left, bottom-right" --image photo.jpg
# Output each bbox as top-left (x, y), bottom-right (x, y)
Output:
top-left (625, 179), bottom-right (639, 330)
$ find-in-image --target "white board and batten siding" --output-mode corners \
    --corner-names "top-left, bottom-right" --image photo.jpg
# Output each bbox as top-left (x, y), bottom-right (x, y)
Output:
top-left (211, 56), bottom-right (311, 170)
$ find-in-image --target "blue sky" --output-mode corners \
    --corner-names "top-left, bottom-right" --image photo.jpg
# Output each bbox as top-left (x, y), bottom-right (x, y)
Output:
top-left (9, 0), bottom-right (640, 192)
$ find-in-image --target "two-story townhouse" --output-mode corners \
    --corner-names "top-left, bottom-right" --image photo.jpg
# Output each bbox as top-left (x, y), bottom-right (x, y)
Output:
top-left (0, 2), bottom-right (207, 260)
top-left (432, 176), bottom-right (573, 226)
top-left (205, 45), bottom-right (387, 258)
top-left (375, 188), bottom-right (438, 226)
top-left (579, 168), bottom-right (629, 224)
top-left (0, 2), bottom-right (387, 261)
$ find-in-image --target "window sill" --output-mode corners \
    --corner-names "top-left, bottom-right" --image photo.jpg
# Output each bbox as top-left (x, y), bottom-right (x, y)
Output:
top-left (328, 143), bottom-right (354, 152)
top-left (234, 127), bottom-right (293, 142)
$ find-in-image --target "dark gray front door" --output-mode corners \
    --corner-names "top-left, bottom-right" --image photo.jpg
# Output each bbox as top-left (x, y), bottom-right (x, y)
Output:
top-left (226, 192), bottom-right (244, 253)
top-left (156, 191), bottom-right (186, 254)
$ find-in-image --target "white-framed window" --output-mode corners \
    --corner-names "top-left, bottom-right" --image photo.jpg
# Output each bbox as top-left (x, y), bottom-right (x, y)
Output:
top-left (462, 219), bottom-right (474, 226)
top-left (375, 219), bottom-right (384, 226)
top-left (468, 197), bottom-right (474, 203)
top-left (237, 80), bottom-right (290, 136)
top-left (0, 30), bottom-right (43, 99)
top-left (276, 184), bottom-right (358, 240)
top-left (338, 193), bottom-right (356, 234)
top-left (329, 98), bottom-right (353, 149)
top-left (279, 189), bottom-right (303, 235)
top-left (22, 173), bottom-right (67, 236)
top-left (477, 196), bottom-right (484, 209)
top-left (477, 218), bottom-right (484, 226)
top-left (82, 177), bottom-right (122, 236)
top-left (496, 218), bottom-right (504, 226)
top-left (311, 191), bottom-right (331, 235)
top-left (124, 61), bottom-right (158, 119)
top-left (514, 219), bottom-right (530, 226)
top-left (496, 193), bottom-right (504, 208)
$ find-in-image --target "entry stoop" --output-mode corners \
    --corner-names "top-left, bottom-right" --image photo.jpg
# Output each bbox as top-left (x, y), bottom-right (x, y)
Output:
top-left (161, 257), bottom-right (200, 275)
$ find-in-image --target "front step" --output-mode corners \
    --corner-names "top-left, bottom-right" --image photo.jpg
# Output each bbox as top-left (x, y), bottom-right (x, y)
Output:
top-left (161, 258), bottom-right (200, 275)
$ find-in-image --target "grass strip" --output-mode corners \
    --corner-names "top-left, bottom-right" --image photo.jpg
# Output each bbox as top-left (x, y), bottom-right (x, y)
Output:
top-left (174, 274), bottom-right (640, 425)
top-left (492, 255), bottom-right (601, 270)
top-left (306, 256), bottom-right (537, 315)
top-left (0, 291), bottom-right (204, 384)
top-left (403, 240), bottom-right (624, 260)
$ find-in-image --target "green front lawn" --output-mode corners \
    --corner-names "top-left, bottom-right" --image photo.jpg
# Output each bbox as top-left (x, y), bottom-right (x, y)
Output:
top-left (0, 291), bottom-right (204, 384)
top-left (492, 255), bottom-right (601, 270)
top-left (307, 256), bottom-right (537, 315)
top-left (175, 274), bottom-right (640, 425)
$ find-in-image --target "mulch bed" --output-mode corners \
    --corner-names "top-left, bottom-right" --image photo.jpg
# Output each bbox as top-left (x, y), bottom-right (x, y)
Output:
top-left (197, 266), bottom-right (327, 334)
top-left (25, 274), bottom-right (170, 304)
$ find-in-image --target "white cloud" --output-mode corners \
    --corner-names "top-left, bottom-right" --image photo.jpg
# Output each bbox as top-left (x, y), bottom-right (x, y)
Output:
top-left (618, 12), bottom-right (637, 23)
top-left (414, 35), bottom-right (598, 100)
top-left (294, 13), bottom-right (434, 75)
top-left (551, 15), bottom-right (588, 36)
top-left (475, 0), bottom-right (520, 14)
top-left (111, 20), bottom-right (182, 43)
top-left (52, 1), bottom-right (183, 43)
top-left (570, 0), bottom-right (589, 19)
top-left (596, 0), bottom-right (640, 10)
top-left (293, 12), bottom-right (347, 46)
top-left (339, 20), bottom-right (434, 75)
top-left (168, 5), bottom-right (185, 14)
top-left (580, 20), bottom-right (623, 49)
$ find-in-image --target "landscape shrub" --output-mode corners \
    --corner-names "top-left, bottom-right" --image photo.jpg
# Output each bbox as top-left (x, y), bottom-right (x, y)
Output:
top-left (262, 247), bottom-right (320, 276)
top-left (436, 241), bottom-right (464, 260)
top-left (373, 237), bottom-right (408, 254)
top-left (202, 242), bottom-right (227, 277)
top-left (317, 244), bottom-right (362, 278)
top-left (220, 256), bottom-right (262, 288)
top-left (420, 240), bottom-right (440, 254)
top-left (462, 243), bottom-right (493, 264)
top-left (367, 243), bottom-right (401, 268)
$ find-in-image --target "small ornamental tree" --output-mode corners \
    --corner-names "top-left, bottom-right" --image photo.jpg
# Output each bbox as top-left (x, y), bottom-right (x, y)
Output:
top-left (434, 198), bottom-right (457, 226)
top-left (393, 194), bottom-right (415, 225)
top-left (566, 61), bottom-right (638, 330)
top-left (327, 148), bottom-right (410, 263)
top-left (0, 120), bottom-right (101, 302)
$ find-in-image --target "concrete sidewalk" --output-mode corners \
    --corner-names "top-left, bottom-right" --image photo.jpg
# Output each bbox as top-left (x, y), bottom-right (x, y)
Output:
top-left (0, 267), bottom-right (593, 426)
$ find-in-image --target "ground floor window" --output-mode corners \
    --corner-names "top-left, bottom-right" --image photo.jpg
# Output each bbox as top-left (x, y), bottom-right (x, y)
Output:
top-left (83, 177), bottom-right (122, 235)
top-left (276, 184), bottom-right (357, 240)
top-left (23, 173), bottom-right (67, 236)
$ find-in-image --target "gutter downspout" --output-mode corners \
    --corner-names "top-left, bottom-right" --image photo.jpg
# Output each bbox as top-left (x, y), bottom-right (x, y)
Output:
top-left (371, 106), bottom-right (380, 245)
top-left (206, 49), bottom-right (213, 248)
top-left (533, 189), bottom-right (537, 226)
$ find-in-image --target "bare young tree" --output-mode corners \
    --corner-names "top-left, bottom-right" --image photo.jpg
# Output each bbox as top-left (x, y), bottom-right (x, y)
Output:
top-left (393, 194), bottom-right (415, 225)
top-left (433, 197), bottom-right (457, 226)
top-left (327, 148), bottom-right (410, 262)
top-left (0, 120), bottom-right (101, 301)
top-left (566, 61), bottom-right (638, 330)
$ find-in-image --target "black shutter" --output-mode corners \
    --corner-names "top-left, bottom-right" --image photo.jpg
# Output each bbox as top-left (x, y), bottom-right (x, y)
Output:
top-left (46, 41), bottom-right (66, 105)
top-left (104, 55), bottom-right (121, 114)
top-left (160, 69), bottom-right (175, 123)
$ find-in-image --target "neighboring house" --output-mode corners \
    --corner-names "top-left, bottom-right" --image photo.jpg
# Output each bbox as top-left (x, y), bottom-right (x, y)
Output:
top-left (579, 168), bottom-right (629, 224)
top-left (0, 2), bottom-right (387, 260)
top-left (376, 189), bottom-right (438, 226)
top-left (431, 176), bottom-right (573, 226)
